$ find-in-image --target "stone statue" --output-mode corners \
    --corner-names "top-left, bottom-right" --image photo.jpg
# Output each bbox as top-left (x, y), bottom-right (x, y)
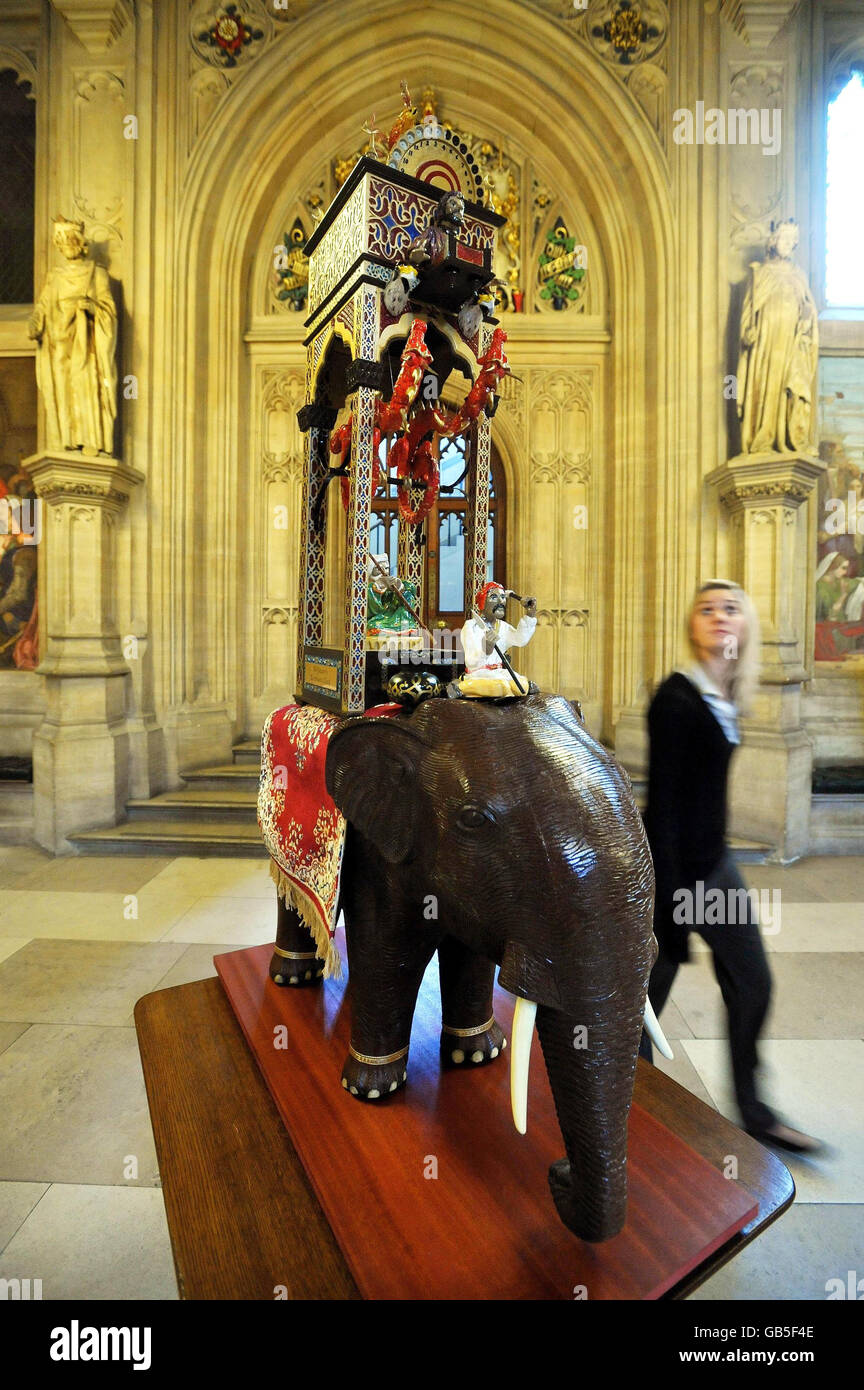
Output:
top-left (736, 220), bottom-right (819, 455)
top-left (28, 217), bottom-right (118, 456)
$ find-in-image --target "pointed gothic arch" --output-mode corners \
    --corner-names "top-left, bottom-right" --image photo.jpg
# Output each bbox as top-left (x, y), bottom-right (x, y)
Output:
top-left (154, 0), bottom-right (677, 743)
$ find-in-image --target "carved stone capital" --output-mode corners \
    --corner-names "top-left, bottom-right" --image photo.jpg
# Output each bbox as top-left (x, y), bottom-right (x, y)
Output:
top-left (711, 0), bottom-right (799, 49)
top-left (23, 450), bottom-right (144, 513)
top-left (50, 0), bottom-right (133, 55)
top-left (707, 452), bottom-right (825, 514)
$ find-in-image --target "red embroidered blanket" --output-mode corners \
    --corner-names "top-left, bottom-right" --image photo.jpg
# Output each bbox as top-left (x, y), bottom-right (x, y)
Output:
top-left (257, 702), bottom-right (400, 977)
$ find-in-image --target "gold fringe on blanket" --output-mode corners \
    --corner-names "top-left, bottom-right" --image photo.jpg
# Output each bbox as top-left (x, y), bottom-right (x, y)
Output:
top-left (268, 859), bottom-right (343, 980)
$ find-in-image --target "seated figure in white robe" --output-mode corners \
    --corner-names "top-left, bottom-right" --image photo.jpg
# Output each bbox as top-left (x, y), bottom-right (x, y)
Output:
top-left (458, 581), bottom-right (537, 698)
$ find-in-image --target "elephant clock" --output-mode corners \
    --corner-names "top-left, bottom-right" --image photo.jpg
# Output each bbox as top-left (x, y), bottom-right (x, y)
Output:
top-left (258, 93), bottom-right (671, 1247)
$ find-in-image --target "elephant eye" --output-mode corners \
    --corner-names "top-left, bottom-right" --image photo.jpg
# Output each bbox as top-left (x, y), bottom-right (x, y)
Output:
top-left (457, 806), bottom-right (490, 831)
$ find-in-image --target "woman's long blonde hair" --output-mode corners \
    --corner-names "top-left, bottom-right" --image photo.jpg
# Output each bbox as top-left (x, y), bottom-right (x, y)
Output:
top-left (686, 579), bottom-right (761, 716)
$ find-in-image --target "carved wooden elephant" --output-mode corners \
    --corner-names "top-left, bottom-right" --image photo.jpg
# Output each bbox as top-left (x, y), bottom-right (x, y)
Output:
top-left (269, 693), bottom-right (667, 1242)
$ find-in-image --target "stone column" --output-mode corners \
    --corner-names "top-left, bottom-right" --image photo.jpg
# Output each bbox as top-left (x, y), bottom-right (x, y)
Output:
top-left (707, 451), bottom-right (825, 860)
top-left (24, 449), bottom-right (144, 852)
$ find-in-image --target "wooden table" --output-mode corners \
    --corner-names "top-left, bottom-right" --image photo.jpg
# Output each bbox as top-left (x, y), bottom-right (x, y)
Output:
top-left (135, 973), bottom-right (794, 1301)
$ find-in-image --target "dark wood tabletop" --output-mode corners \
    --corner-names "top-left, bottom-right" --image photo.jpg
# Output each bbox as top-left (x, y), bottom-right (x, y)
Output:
top-left (135, 972), bottom-right (793, 1302)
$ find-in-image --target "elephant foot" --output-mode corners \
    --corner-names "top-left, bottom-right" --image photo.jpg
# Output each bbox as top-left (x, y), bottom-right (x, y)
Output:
top-left (341, 1043), bottom-right (409, 1100)
top-left (269, 949), bottom-right (326, 987)
top-left (440, 1017), bottom-right (507, 1068)
top-left (547, 1157), bottom-right (626, 1244)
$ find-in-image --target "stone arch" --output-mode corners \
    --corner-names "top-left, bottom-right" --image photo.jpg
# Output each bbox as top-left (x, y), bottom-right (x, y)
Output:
top-left (164, 0), bottom-right (676, 735)
top-left (0, 46), bottom-right (37, 98)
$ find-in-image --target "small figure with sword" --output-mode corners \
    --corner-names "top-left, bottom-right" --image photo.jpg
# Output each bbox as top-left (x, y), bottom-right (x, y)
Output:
top-left (365, 553), bottom-right (424, 649)
top-left (455, 581), bottom-right (538, 698)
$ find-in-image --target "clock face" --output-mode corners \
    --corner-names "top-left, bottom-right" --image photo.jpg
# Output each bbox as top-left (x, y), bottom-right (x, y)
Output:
top-left (388, 124), bottom-right (485, 203)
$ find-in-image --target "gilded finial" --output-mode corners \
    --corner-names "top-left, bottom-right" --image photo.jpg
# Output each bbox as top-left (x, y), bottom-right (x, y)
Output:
top-left (362, 113), bottom-right (383, 159)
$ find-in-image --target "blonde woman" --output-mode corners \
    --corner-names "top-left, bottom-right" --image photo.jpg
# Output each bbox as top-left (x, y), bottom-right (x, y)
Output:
top-left (639, 580), bottom-right (821, 1154)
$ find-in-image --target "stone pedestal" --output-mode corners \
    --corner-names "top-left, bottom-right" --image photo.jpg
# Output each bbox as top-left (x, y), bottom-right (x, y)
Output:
top-left (707, 451), bottom-right (825, 860)
top-left (24, 449), bottom-right (144, 853)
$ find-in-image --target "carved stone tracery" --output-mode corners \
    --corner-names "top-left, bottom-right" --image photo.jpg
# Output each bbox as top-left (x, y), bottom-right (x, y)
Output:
top-left (0, 45), bottom-right (37, 97)
top-left (728, 65), bottom-right (784, 262)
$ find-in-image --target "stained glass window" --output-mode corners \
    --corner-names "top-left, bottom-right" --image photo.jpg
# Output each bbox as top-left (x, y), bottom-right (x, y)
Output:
top-left (826, 71), bottom-right (864, 308)
top-left (0, 69), bottom-right (35, 304)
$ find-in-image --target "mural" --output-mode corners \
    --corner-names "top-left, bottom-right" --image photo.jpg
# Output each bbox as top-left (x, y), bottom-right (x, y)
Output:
top-left (816, 357), bottom-right (864, 662)
top-left (0, 463), bottom-right (38, 671)
top-left (0, 356), bottom-right (38, 673)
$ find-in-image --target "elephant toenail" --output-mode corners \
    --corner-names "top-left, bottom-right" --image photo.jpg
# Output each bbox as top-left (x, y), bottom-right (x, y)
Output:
top-left (289, 975), bottom-right (299, 984)
top-left (451, 1049), bottom-right (465, 1063)
top-left (389, 1081), bottom-right (398, 1092)
top-left (350, 1085), bottom-right (359, 1094)
top-left (471, 1050), bottom-right (484, 1063)
top-left (490, 1046), bottom-right (499, 1058)
top-left (341, 1077), bottom-right (348, 1088)
top-left (401, 1070), bottom-right (407, 1081)
top-left (304, 970), bottom-right (312, 980)
top-left (274, 974), bottom-right (284, 984)
top-left (368, 1089), bottom-right (380, 1098)
top-left (502, 1037), bottom-right (508, 1049)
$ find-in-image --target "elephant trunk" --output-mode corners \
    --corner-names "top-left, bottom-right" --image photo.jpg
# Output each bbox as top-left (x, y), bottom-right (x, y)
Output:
top-left (535, 999), bottom-right (642, 1244)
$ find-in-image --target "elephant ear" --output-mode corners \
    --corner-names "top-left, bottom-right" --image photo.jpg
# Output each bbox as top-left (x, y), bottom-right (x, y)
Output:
top-left (325, 717), bottom-right (425, 865)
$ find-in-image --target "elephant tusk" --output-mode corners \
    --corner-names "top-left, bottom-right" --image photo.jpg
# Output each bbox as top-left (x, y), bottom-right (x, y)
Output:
top-left (510, 997), bottom-right (537, 1135)
top-left (643, 996), bottom-right (674, 1059)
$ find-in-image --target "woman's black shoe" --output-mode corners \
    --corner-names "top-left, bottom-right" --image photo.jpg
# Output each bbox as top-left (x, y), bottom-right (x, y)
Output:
top-left (746, 1122), bottom-right (825, 1156)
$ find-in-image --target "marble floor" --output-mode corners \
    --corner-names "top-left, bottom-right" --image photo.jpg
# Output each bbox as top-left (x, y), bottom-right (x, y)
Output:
top-left (0, 846), bottom-right (860, 1301)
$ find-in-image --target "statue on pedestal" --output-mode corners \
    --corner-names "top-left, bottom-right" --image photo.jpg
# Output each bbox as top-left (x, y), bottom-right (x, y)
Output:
top-left (736, 219), bottom-right (818, 455)
top-left (28, 217), bottom-right (118, 457)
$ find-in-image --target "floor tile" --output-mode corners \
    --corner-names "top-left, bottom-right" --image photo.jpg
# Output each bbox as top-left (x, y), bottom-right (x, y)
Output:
top-left (0, 847), bottom-right (53, 886)
top-left (757, 953), bottom-right (864, 1037)
top-left (0, 1022), bottom-right (29, 1055)
top-left (681, 1039), bottom-right (864, 1203)
top-left (0, 1183), bottom-right (177, 1299)
top-left (751, 853), bottom-right (864, 898)
top-left (12, 856), bottom-right (174, 895)
top-left (0, 940), bottom-right (187, 1026)
top-left (689, 1202), bottom-right (864, 1301)
top-left (745, 862), bottom-right (830, 904)
top-left (645, 1048), bottom-right (716, 1110)
top-left (668, 956), bottom-right (727, 1038)
top-left (0, 939), bottom-right (29, 966)
top-left (0, 1024), bottom-right (161, 1185)
top-left (0, 888), bottom-right (199, 942)
top-left (161, 894), bottom-right (276, 945)
top-left (145, 857), bottom-right (273, 899)
top-left (650, 996), bottom-right (693, 1042)
top-left (0, 1181), bottom-right (48, 1252)
top-left (666, 951), bottom-right (864, 1041)
top-left (793, 857), bottom-right (864, 900)
top-left (150, 944), bottom-right (234, 990)
top-left (761, 901), bottom-right (863, 953)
